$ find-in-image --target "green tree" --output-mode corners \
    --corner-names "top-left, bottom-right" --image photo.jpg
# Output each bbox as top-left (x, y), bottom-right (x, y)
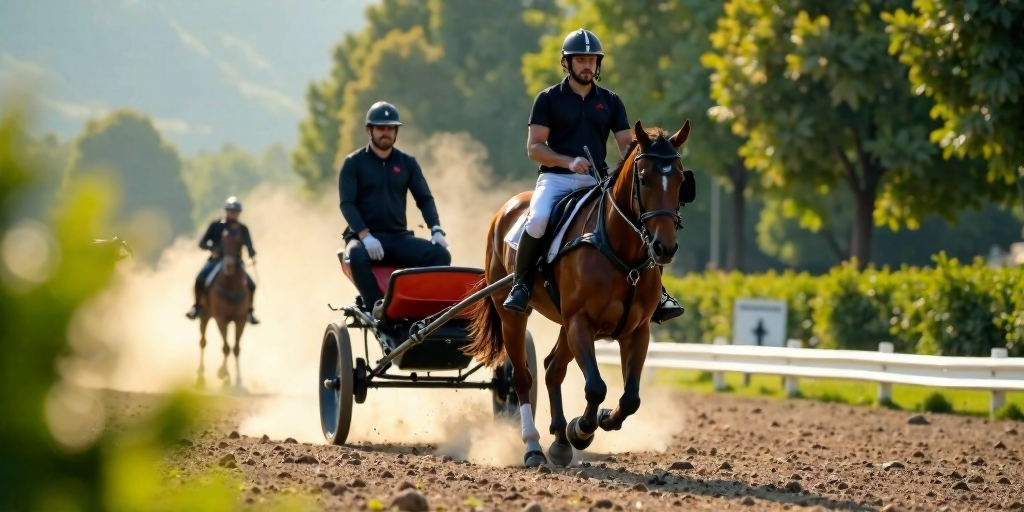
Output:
top-left (702, 0), bottom-right (1012, 268)
top-left (64, 109), bottom-right (193, 261)
top-left (883, 0), bottom-right (1024, 186)
top-left (183, 143), bottom-right (299, 226)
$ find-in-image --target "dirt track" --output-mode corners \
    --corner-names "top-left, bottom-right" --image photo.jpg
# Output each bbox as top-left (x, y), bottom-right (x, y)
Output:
top-left (121, 388), bottom-right (1023, 512)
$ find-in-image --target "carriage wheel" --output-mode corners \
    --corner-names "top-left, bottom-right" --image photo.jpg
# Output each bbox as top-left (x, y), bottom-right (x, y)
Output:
top-left (353, 357), bottom-right (368, 404)
top-left (320, 323), bottom-right (354, 446)
top-left (492, 329), bottom-right (538, 421)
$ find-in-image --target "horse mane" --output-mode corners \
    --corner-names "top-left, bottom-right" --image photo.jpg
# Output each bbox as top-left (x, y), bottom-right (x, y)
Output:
top-left (608, 127), bottom-right (670, 182)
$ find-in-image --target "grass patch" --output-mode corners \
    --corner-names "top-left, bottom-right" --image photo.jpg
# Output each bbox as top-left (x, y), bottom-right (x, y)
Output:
top-left (651, 368), bottom-right (1024, 419)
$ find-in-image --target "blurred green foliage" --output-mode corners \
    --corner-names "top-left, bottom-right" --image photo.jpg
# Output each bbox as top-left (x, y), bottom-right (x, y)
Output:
top-left (0, 102), bottom-right (266, 511)
top-left (662, 254), bottom-right (1024, 358)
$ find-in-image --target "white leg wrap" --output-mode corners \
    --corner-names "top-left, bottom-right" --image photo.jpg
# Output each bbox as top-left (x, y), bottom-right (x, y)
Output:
top-left (574, 417), bottom-right (593, 440)
top-left (520, 404), bottom-right (540, 443)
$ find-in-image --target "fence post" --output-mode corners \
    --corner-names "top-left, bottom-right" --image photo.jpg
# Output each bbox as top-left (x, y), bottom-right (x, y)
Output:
top-left (784, 339), bottom-right (802, 397)
top-left (878, 342), bottom-right (894, 405)
top-left (712, 336), bottom-right (728, 391)
top-left (991, 347), bottom-right (1008, 416)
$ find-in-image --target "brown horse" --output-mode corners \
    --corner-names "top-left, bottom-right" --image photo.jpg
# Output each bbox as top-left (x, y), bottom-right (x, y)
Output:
top-left (462, 118), bottom-right (692, 467)
top-left (196, 225), bottom-right (252, 389)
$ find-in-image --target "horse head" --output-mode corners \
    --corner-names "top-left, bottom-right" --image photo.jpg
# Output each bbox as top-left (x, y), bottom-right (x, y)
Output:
top-left (218, 225), bottom-right (244, 277)
top-left (617, 118), bottom-right (690, 266)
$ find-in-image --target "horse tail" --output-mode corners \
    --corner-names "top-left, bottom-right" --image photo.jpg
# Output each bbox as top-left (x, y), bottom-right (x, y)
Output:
top-left (463, 217), bottom-right (506, 368)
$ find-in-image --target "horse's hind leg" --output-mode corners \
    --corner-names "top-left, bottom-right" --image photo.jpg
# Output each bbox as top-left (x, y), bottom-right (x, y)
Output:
top-left (495, 302), bottom-right (546, 468)
top-left (564, 315), bottom-right (605, 452)
top-left (544, 327), bottom-right (576, 467)
top-left (197, 317), bottom-right (210, 388)
top-left (599, 323), bottom-right (650, 432)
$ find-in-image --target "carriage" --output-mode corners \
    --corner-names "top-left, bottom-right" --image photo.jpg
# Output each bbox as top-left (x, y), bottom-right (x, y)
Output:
top-left (318, 244), bottom-right (539, 445)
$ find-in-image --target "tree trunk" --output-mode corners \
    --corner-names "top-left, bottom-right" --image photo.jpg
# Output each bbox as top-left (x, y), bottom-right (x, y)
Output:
top-left (725, 162), bottom-right (747, 272)
top-left (850, 191), bottom-right (875, 269)
top-left (837, 126), bottom-right (884, 270)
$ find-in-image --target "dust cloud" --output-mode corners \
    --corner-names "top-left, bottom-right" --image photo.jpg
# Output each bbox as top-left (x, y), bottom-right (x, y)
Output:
top-left (71, 131), bottom-right (687, 467)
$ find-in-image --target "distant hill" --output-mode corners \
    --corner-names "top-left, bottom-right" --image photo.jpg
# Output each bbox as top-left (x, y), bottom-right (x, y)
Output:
top-left (0, 0), bottom-right (375, 155)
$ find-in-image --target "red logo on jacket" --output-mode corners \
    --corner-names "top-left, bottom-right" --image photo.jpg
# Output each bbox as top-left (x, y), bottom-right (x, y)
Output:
top-left (393, 166), bottom-right (401, 173)
top-left (596, 103), bottom-right (605, 110)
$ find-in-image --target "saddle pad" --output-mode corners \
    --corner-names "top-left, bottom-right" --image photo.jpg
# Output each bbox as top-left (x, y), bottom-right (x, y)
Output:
top-left (204, 260), bottom-right (223, 288)
top-left (501, 186), bottom-right (598, 264)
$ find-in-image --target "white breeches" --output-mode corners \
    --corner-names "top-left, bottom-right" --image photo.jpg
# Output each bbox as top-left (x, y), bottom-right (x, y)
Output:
top-left (523, 172), bottom-right (598, 238)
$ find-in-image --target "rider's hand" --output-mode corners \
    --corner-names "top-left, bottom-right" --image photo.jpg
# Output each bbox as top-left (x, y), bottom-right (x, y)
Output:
top-left (430, 227), bottom-right (448, 249)
top-left (567, 156), bottom-right (591, 174)
top-left (361, 234), bottom-right (384, 260)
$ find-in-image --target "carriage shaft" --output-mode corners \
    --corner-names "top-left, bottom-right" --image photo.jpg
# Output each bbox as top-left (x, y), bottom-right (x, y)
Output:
top-left (369, 274), bottom-right (513, 376)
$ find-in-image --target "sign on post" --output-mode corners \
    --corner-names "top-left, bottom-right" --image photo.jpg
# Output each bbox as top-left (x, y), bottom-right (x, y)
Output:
top-left (733, 298), bottom-right (788, 387)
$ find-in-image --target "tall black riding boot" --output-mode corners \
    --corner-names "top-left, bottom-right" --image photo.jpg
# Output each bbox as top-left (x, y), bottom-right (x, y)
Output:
top-left (502, 233), bottom-right (543, 313)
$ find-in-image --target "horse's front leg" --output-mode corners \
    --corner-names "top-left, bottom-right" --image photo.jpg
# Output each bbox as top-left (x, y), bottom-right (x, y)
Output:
top-left (233, 320), bottom-right (245, 389)
top-left (545, 328), bottom-right (575, 467)
top-left (565, 314), bottom-right (604, 451)
top-left (197, 316), bottom-right (209, 388)
top-left (216, 319), bottom-right (231, 386)
top-left (599, 321), bottom-right (650, 432)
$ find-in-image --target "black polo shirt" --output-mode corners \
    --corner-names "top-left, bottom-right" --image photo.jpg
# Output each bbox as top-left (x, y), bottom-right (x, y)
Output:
top-left (528, 76), bottom-right (630, 176)
top-left (337, 144), bottom-right (441, 243)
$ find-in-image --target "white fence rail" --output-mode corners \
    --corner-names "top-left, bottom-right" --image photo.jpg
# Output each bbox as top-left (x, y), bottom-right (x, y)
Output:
top-left (594, 339), bottom-right (1024, 415)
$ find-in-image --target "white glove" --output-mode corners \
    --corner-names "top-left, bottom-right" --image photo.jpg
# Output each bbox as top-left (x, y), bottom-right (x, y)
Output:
top-left (361, 234), bottom-right (384, 260)
top-left (431, 227), bottom-right (448, 249)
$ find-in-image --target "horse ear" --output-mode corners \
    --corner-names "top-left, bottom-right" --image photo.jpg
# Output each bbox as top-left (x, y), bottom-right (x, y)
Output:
top-left (633, 119), bottom-right (651, 147)
top-left (670, 119), bottom-right (691, 148)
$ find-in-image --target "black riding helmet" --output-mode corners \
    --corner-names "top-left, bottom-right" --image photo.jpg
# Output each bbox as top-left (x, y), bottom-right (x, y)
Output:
top-left (561, 28), bottom-right (604, 81)
top-left (365, 101), bottom-right (402, 126)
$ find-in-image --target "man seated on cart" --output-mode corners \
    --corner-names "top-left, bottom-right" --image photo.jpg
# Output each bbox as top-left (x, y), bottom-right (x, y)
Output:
top-left (338, 100), bottom-right (452, 314)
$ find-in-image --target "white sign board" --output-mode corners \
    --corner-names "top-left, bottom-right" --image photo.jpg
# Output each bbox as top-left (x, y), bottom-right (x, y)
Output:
top-left (732, 298), bottom-right (787, 347)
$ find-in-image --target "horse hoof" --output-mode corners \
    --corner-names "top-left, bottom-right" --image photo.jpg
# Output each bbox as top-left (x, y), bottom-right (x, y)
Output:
top-left (597, 408), bottom-right (617, 431)
top-left (523, 450), bottom-right (547, 468)
top-left (548, 440), bottom-right (574, 467)
top-left (566, 416), bottom-right (595, 451)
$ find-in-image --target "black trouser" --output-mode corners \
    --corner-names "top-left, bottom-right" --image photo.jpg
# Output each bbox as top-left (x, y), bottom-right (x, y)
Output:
top-left (347, 232), bottom-right (452, 309)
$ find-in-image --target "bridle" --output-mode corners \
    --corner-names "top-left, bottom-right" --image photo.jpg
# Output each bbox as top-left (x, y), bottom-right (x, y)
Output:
top-left (601, 135), bottom-right (684, 277)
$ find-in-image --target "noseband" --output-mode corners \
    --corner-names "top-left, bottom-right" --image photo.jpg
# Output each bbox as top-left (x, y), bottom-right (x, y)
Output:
top-left (603, 135), bottom-right (684, 276)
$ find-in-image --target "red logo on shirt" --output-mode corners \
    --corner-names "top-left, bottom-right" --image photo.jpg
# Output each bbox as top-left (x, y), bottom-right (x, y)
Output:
top-left (596, 103), bottom-right (605, 110)
top-left (393, 166), bottom-right (401, 173)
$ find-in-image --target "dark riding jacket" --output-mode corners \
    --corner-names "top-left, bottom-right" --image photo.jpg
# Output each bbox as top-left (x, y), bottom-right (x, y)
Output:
top-left (199, 219), bottom-right (255, 260)
top-left (338, 144), bottom-right (441, 244)
top-left (529, 76), bottom-right (630, 177)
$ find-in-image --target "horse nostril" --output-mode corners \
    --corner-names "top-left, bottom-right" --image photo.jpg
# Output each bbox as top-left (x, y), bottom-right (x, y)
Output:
top-left (653, 241), bottom-right (664, 257)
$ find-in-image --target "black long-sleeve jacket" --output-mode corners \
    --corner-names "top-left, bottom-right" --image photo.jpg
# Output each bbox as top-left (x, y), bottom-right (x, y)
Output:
top-left (338, 144), bottom-right (441, 243)
top-left (199, 220), bottom-right (255, 260)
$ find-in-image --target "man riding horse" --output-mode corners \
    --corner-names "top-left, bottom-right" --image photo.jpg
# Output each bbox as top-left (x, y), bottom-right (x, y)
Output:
top-left (503, 28), bottom-right (685, 324)
top-left (186, 196), bottom-right (259, 325)
top-left (338, 101), bottom-right (452, 314)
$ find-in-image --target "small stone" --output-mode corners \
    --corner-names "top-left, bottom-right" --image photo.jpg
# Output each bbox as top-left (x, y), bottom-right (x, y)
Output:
top-left (351, 479), bottom-right (367, 488)
top-left (321, 481), bottom-right (336, 490)
top-left (593, 498), bottom-right (614, 509)
top-left (228, 431), bottom-right (240, 439)
top-left (381, 470), bottom-right (394, 478)
top-left (907, 415), bottom-right (930, 425)
top-left (710, 447), bottom-right (718, 456)
top-left (536, 465), bottom-right (552, 474)
top-left (522, 502), bottom-right (543, 512)
top-left (994, 441), bottom-right (1007, 450)
top-left (331, 485), bottom-right (347, 496)
top-left (217, 454), bottom-right (235, 467)
top-left (282, 457), bottom-right (295, 463)
top-left (441, 455), bottom-right (453, 463)
top-left (259, 434), bottom-right (270, 443)
top-left (218, 441), bottom-right (228, 449)
top-left (998, 477), bottom-right (1011, 485)
top-left (389, 489), bottom-right (429, 512)
top-left (950, 470), bottom-right (964, 479)
top-left (347, 459), bottom-right (361, 466)
top-left (742, 496), bottom-right (756, 506)
top-left (284, 437), bottom-right (298, 444)
top-left (837, 482), bottom-right (849, 490)
top-left (631, 483), bottom-right (648, 492)
top-left (1005, 428), bottom-right (1019, 436)
top-left (883, 461), bottom-right (906, 470)
top-left (952, 481), bottom-right (970, 491)
top-left (669, 462), bottom-right (694, 470)
top-left (968, 475), bottom-right (984, 483)
top-left (686, 447), bottom-right (698, 455)
top-left (970, 458), bottom-right (985, 466)
top-left (277, 472), bottom-right (291, 479)
top-left (785, 481), bottom-right (802, 493)
top-left (912, 451), bottom-right (925, 458)
top-left (770, 421), bottom-right (781, 427)
top-left (295, 454), bottom-right (318, 464)
top-left (719, 462), bottom-right (732, 471)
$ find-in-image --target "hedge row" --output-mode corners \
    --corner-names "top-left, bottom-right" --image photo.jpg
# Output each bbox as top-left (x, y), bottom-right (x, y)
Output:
top-left (659, 253), bottom-right (1024, 357)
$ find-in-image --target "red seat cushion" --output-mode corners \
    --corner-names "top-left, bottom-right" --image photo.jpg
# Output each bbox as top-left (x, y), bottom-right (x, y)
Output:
top-left (338, 251), bottom-right (400, 295)
top-left (381, 267), bottom-right (484, 321)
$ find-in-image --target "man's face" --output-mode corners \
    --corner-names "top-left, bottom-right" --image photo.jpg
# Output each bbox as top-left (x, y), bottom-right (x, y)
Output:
top-left (567, 55), bottom-right (598, 84)
top-left (368, 125), bottom-right (397, 150)
top-left (225, 210), bottom-right (240, 222)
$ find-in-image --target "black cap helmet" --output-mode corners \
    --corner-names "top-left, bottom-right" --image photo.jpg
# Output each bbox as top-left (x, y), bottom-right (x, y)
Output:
top-left (562, 28), bottom-right (604, 58)
top-left (365, 101), bottom-right (402, 126)
top-left (224, 196), bottom-right (242, 212)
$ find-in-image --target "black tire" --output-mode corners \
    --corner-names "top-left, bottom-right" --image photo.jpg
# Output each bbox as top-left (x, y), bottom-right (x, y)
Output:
top-left (493, 330), bottom-right (539, 421)
top-left (320, 323), bottom-right (354, 445)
